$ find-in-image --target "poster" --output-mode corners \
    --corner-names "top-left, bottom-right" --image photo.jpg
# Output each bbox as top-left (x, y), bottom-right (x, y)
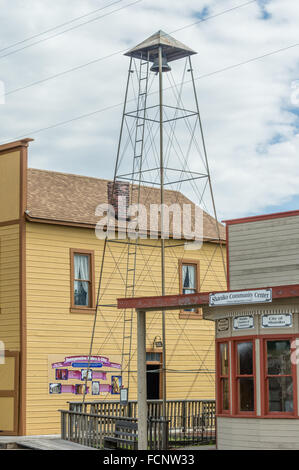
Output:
top-left (48, 354), bottom-right (122, 396)
top-left (111, 376), bottom-right (122, 395)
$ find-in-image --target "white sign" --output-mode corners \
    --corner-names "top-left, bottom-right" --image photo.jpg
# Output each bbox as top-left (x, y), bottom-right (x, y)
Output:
top-left (209, 289), bottom-right (272, 307)
top-left (262, 314), bottom-right (292, 328)
top-left (233, 316), bottom-right (254, 330)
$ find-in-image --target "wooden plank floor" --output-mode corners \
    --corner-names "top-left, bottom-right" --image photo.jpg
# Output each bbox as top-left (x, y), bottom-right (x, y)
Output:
top-left (0, 435), bottom-right (96, 450)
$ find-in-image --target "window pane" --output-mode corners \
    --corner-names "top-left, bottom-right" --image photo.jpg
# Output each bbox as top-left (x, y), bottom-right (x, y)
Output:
top-left (146, 353), bottom-right (153, 362)
top-left (74, 280), bottom-right (89, 306)
top-left (268, 377), bottom-right (293, 412)
top-left (182, 289), bottom-right (196, 312)
top-left (74, 254), bottom-right (90, 281)
top-left (220, 343), bottom-right (228, 376)
top-left (237, 342), bottom-right (253, 375)
top-left (238, 377), bottom-right (254, 412)
top-left (267, 340), bottom-right (291, 375)
top-left (182, 265), bottom-right (196, 289)
top-left (182, 288), bottom-right (196, 295)
top-left (222, 378), bottom-right (229, 410)
top-left (146, 352), bottom-right (161, 362)
top-left (182, 265), bottom-right (197, 311)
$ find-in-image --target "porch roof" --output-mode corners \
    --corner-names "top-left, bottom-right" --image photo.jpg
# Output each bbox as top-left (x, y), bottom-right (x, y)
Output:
top-left (117, 284), bottom-right (299, 312)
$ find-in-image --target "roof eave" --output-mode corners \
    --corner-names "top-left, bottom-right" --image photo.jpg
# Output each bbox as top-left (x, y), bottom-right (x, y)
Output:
top-left (25, 213), bottom-right (226, 243)
top-left (0, 138), bottom-right (34, 154)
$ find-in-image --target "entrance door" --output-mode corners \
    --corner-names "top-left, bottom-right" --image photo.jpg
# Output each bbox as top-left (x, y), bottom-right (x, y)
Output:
top-left (0, 351), bottom-right (19, 435)
top-left (146, 351), bottom-right (162, 400)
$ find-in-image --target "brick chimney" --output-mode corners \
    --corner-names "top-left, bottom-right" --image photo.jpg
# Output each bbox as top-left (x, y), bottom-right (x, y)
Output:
top-left (107, 180), bottom-right (130, 221)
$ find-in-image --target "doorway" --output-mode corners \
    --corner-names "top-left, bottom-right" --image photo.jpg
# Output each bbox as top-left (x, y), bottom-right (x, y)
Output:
top-left (0, 351), bottom-right (19, 435)
top-left (146, 351), bottom-right (162, 400)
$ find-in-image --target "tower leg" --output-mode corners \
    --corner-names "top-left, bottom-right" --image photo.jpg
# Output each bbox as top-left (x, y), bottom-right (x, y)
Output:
top-left (137, 310), bottom-right (147, 450)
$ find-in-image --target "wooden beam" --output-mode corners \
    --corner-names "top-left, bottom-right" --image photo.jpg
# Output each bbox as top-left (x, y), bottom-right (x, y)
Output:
top-left (118, 291), bottom-right (210, 311)
top-left (117, 284), bottom-right (299, 312)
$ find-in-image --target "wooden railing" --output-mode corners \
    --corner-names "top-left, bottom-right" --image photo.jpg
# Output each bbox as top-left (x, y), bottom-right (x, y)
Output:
top-left (63, 399), bottom-right (216, 448)
top-left (60, 410), bottom-right (138, 449)
top-left (60, 410), bottom-right (168, 449)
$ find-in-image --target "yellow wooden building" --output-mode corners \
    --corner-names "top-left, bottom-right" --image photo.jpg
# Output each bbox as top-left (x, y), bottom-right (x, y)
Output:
top-left (0, 138), bottom-right (226, 436)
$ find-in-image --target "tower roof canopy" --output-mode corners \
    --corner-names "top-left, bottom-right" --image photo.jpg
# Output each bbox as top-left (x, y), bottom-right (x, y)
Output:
top-left (125, 30), bottom-right (197, 62)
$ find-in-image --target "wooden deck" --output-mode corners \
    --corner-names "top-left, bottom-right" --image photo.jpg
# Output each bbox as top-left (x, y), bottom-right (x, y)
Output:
top-left (0, 435), bottom-right (96, 450)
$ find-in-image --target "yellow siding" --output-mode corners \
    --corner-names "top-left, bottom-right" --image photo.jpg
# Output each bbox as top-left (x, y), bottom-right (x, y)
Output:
top-left (0, 151), bottom-right (20, 222)
top-left (0, 224), bottom-right (20, 352)
top-left (25, 222), bottom-right (226, 435)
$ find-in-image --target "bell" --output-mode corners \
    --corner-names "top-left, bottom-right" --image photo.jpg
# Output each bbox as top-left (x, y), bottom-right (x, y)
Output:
top-left (150, 55), bottom-right (171, 73)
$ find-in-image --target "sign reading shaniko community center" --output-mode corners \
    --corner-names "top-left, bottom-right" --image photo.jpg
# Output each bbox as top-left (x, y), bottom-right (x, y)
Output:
top-left (209, 288), bottom-right (272, 307)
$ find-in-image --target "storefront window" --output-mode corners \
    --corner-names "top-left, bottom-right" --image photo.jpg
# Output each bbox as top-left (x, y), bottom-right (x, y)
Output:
top-left (236, 342), bottom-right (254, 412)
top-left (219, 343), bottom-right (229, 411)
top-left (266, 340), bottom-right (293, 413)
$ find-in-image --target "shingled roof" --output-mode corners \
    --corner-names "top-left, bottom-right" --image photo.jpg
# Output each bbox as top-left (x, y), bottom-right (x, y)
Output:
top-left (125, 30), bottom-right (196, 62)
top-left (26, 168), bottom-right (225, 242)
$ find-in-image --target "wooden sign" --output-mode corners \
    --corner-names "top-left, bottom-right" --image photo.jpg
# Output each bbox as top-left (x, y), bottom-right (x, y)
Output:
top-left (217, 318), bottom-right (229, 332)
top-left (261, 314), bottom-right (292, 328)
top-left (209, 289), bottom-right (272, 306)
top-left (233, 316), bottom-right (254, 330)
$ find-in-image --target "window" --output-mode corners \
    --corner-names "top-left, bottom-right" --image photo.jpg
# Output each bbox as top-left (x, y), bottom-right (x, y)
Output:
top-left (234, 341), bottom-right (255, 413)
top-left (182, 264), bottom-right (197, 295)
top-left (216, 336), bottom-right (297, 418)
top-left (146, 350), bottom-right (162, 400)
top-left (179, 259), bottom-right (200, 318)
top-left (264, 339), bottom-right (294, 414)
top-left (219, 342), bottom-right (230, 413)
top-left (70, 249), bottom-right (95, 312)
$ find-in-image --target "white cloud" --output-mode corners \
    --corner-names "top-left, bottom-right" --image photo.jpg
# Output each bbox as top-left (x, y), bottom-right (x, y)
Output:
top-left (0, 0), bottom-right (298, 220)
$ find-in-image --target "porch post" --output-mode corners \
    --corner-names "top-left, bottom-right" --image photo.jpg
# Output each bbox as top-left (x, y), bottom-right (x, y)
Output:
top-left (137, 309), bottom-right (147, 450)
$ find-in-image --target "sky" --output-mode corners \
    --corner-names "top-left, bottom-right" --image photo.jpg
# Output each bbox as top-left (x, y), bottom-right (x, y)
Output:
top-left (0, 0), bottom-right (298, 220)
